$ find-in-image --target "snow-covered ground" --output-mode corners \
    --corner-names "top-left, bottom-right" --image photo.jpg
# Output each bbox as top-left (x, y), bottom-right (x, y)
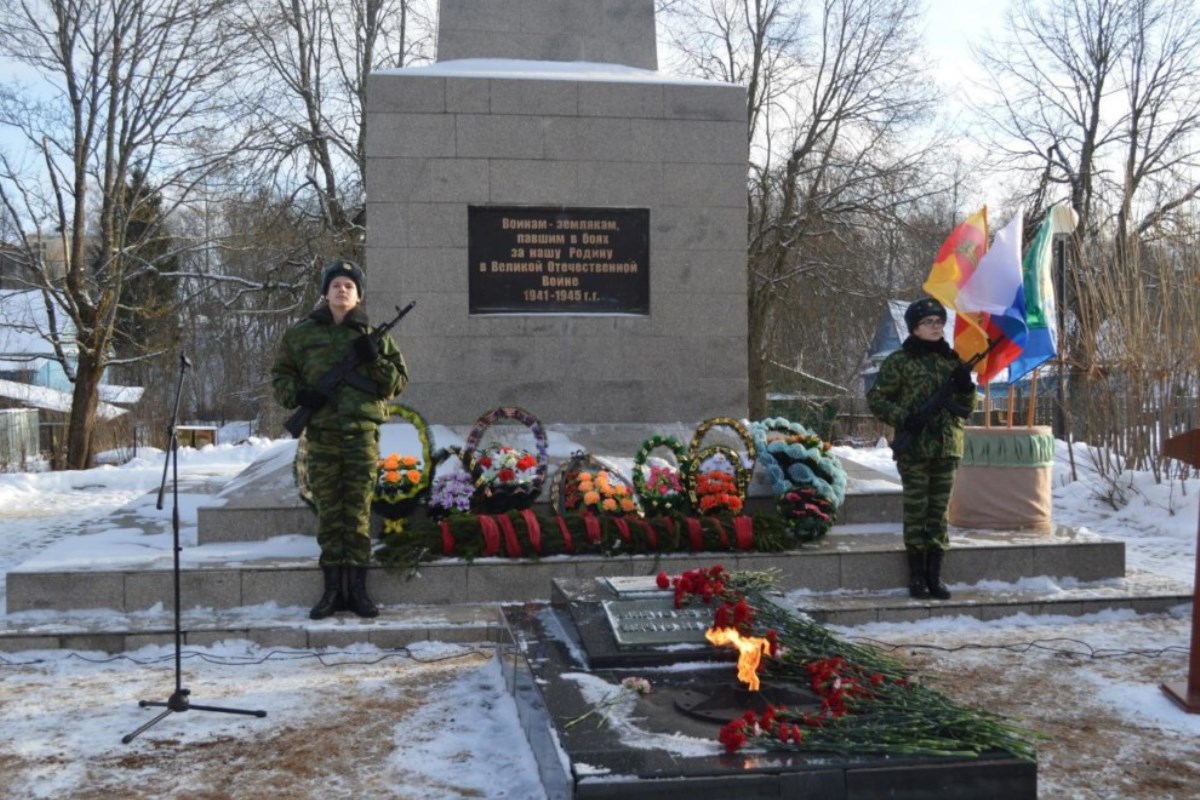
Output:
top-left (0, 434), bottom-right (1197, 798)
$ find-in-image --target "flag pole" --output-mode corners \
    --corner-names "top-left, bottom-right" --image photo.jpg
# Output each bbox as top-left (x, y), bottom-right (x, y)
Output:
top-left (1006, 384), bottom-right (1015, 429)
top-left (1027, 368), bottom-right (1039, 428)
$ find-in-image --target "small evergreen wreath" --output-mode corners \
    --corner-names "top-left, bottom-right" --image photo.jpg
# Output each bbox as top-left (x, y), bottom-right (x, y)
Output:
top-left (632, 434), bottom-right (690, 515)
top-left (373, 403), bottom-right (435, 506)
top-left (371, 404), bottom-right (435, 535)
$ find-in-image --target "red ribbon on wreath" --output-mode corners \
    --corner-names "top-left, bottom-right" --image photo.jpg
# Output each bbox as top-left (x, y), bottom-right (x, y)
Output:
top-left (520, 509), bottom-right (542, 555)
top-left (497, 514), bottom-right (522, 557)
top-left (440, 520), bottom-right (456, 556)
top-left (478, 515), bottom-right (501, 556)
top-left (555, 515), bottom-right (574, 553)
top-left (635, 518), bottom-right (658, 550)
top-left (614, 517), bottom-right (632, 545)
top-left (686, 517), bottom-right (703, 550)
top-left (583, 512), bottom-right (602, 544)
top-left (734, 515), bottom-right (754, 550)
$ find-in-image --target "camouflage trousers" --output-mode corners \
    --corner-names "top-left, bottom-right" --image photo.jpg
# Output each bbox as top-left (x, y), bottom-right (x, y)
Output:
top-left (305, 428), bottom-right (378, 567)
top-left (896, 456), bottom-right (959, 552)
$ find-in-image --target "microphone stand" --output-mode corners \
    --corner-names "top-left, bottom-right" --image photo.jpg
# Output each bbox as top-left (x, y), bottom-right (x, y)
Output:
top-left (122, 353), bottom-right (267, 744)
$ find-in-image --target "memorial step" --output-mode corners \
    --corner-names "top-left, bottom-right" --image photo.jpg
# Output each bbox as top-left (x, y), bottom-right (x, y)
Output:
top-left (6, 528), bottom-right (1126, 615)
top-left (0, 602), bottom-right (505, 654)
top-left (792, 568), bottom-right (1193, 626)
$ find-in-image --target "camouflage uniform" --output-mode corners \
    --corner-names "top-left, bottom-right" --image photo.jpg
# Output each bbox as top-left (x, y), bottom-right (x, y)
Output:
top-left (867, 337), bottom-right (975, 552)
top-left (272, 304), bottom-right (407, 566)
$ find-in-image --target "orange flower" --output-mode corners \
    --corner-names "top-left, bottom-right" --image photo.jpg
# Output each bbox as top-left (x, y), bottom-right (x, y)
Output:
top-left (383, 454), bottom-right (400, 470)
top-left (405, 469), bottom-right (421, 484)
top-left (400, 455), bottom-right (419, 467)
top-left (584, 490), bottom-right (601, 506)
top-left (384, 470), bottom-right (401, 484)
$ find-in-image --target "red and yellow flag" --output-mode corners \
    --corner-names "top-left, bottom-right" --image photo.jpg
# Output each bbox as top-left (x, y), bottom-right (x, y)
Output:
top-left (922, 206), bottom-right (1021, 382)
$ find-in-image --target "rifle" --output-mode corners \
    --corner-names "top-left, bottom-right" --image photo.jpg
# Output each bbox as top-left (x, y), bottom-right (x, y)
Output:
top-left (890, 336), bottom-right (1001, 460)
top-left (284, 301), bottom-right (416, 438)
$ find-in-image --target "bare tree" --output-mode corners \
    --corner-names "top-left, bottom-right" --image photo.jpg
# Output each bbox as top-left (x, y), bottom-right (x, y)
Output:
top-left (0, 0), bottom-right (251, 468)
top-left (663, 0), bottom-right (943, 417)
top-left (974, 0), bottom-right (1200, 472)
top-left (231, 0), bottom-right (436, 260)
top-left (976, 0), bottom-right (1200, 242)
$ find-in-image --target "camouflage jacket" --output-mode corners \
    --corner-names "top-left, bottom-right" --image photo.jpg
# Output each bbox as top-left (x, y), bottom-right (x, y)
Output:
top-left (867, 337), bottom-right (976, 460)
top-left (271, 304), bottom-right (408, 434)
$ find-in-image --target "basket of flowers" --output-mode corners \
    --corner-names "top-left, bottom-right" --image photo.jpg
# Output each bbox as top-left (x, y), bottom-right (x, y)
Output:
top-left (552, 451), bottom-right (640, 517)
top-left (426, 446), bottom-right (475, 520)
top-left (632, 434), bottom-right (690, 516)
top-left (371, 404), bottom-right (435, 535)
top-left (749, 417), bottom-right (847, 541)
top-left (463, 406), bottom-right (549, 514)
top-left (685, 417), bottom-right (756, 516)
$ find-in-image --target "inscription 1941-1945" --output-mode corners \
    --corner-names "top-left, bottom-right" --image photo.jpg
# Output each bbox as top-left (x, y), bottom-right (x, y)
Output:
top-left (468, 205), bottom-right (650, 314)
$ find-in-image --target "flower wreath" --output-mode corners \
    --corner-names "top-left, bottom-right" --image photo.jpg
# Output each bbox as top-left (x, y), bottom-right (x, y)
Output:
top-left (550, 450), bottom-right (640, 517)
top-left (426, 445), bottom-right (475, 520)
top-left (684, 417), bottom-right (756, 516)
top-left (463, 406), bottom-right (549, 513)
top-left (373, 403), bottom-right (435, 508)
top-left (749, 417), bottom-right (847, 541)
top-left (685, 445), bottom-right (748, 515)
top-left (632, 434), bottom-right (690, 516)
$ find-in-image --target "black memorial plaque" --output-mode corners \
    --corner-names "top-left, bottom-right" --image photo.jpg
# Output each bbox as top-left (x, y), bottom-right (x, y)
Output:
top-left (468, 206), bottom-right (649, 314)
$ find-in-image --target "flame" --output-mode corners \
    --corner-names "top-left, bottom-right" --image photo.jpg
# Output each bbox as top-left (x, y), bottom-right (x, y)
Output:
top-left (706, 626), bottom-right (772, 691)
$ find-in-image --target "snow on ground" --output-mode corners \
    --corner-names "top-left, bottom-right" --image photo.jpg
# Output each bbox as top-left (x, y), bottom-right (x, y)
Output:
top-left (0, 433), bottom-right (1198, 798)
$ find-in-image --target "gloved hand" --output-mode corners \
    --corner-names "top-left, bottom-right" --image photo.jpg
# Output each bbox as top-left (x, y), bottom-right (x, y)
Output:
top-left (296, 389), bottom-right (326, 410)
top-left (951, 364), bottom-right (975, 392)
top-left (353, 334), bottom-right (379, 364)
top-left (903, 412), bottom-right (929, 434)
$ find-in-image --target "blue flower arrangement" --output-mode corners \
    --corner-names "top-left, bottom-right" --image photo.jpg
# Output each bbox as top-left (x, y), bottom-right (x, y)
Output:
top-left (750, 418), bottom-right (847, 541)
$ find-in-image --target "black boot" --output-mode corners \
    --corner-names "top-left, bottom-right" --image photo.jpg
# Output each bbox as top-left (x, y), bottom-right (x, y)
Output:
top-left (925, 549), bottom-right (952, 600)
top-left (346, 565), bottom-right (379, 618)
top-left (906, 548), bottom-right (930, 599)
top-left (310, 565), bottom-right (345, 620)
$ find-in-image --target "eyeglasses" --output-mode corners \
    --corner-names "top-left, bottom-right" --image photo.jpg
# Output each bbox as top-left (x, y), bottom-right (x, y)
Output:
top-left (918, 317), bottom-right (945, 328)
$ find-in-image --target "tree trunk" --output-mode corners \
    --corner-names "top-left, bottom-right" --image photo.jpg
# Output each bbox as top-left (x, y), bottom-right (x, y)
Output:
top-left (66, 353), bottom-right (104, 469)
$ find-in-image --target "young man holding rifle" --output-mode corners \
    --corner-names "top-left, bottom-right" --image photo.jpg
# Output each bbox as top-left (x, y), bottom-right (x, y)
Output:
top-left (272, 260), bottom-right (408, 619)
top-left (868, 297), bottom-right (976, 600)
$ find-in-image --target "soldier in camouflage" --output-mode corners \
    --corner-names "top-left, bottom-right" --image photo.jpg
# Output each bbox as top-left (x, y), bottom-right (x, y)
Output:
top-left (272, 260), bottom-right (408, 619)
top-left (867, 297), bottom-right (976, 600)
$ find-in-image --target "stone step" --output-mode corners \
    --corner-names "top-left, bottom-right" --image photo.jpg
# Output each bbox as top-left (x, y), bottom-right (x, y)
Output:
top-left (793, 568), bottom-right (1193, 626)
top-left (6, 527), bottom-right (1125, 615)
top-left (1, 569), bottom-right (1187, 655)
top-left (0, 602), bottom-right (506, 654)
